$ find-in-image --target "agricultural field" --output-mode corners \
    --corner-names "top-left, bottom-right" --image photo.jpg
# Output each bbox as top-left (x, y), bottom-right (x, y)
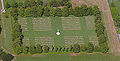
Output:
top-left (18, 16), bottom-right (98, 47)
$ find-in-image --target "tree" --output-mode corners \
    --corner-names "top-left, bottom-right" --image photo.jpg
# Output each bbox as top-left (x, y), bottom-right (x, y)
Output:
top-left (68, 45), bottom-right (73, 52)
top-left (57, 46), bottom-right (62, 52)
top-left (43, 45), bottom-right (49, 53)
top-left (111, 7), bottom-right (119, 20)
top-left (29, 45), bottom-right (36, 54)
top-left (73, 6), bottom-right (82, 17)
top-left (62, 6), bottom-right (69, 17)
top-left (36, 44), bottom-right (43, 53)
top-left (94, 46), bottom-right (100, 52)
top-left (65, 48), bottom-right (68, 52)
top-left (87, 42), bottom-right (94, 53)
top-left (61, 47), bottom-right (65, 52)
top-left (6, 2), bottom-right (11, 9)
top-left (12, 22), bottom-right (23, 41)
top-left (0, 49), bottom-right (14, 61)
top-left (11, 2), bottom-right (18, 8)
top-left (10, 8), bottom-right (18, 17)
top-left (25, 7), bottom-right (31, 17)
top-left (18, 2), bottom-right (24, 8)
top-left (37, 0), bottom-right (43, 6)
top-left (18, 7), bottom-right (25, 17)
top-left (55, 8), bottom-right (63, 17)
top-left (98, 34), bottom-right (107, 44)
top-left (2, 53), bottom-right (14, 61)
top-left (13, 44), bottom-right (22, 54)
top-left (24, 0), bottom-right (31, 8)
top-left (93, 5), bottom-right (101, 16)
top-left (53, 47), bottom-right (58, 52)
top-left (80, 44), bottom-right (88, 52)
top-left (49, 7), bottom-right (56, 16)
top-left (22, 45), bottom-right (28, 54)
top-left (37, 5), bottom-right (44, 17)
top-left (64, 1), bottom-right (72, 8)
top-left (73, 44), bottom-right (80, 53)
top-left (99, 42), bottom-right (109, 53)
top-left (30, 0), bottom-right (37, 7)
top-left (44, 6), bottom-right (50, 16)
top-left (49, 0), bottom-right (59, 7)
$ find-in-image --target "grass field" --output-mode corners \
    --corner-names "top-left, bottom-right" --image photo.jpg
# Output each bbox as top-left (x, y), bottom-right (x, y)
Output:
top-left (0, 17), bottom-right (13, 53)
top-left (14, 53), bottom-right (120, 61)
top-left (18, 16), bottom-right (98, 47)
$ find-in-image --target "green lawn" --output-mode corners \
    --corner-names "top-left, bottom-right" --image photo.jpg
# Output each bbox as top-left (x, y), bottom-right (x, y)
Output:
top-left (14, 53), bottom-right (120, 61)
top-left (3, 17), bottom-right (13, 53)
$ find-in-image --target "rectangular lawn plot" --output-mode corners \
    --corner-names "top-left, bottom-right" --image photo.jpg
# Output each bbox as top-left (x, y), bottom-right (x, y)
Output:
top-left (85, 16), bottom-right (95, 30)
top-left (32, 17), bottom-right (52, 31)
top-left (22, 37), bottom-right (30, 46)
top-left (18, 18), bottom-right (28, 31)
top-left (64, 36), bottom-right (84, 47)
top-left (89, 35), bottom-right (99, 45)
top-left (62, 17), bottom-right (81, 30)
top-left (35, 37), bottom-right (54, 46)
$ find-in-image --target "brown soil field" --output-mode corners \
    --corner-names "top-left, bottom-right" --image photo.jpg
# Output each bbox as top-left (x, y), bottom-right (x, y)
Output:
top-left (71, 0), bottom-right (120, 56)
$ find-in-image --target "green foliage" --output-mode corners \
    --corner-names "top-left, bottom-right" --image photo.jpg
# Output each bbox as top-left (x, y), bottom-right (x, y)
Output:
top-left (62, 6), bottom-right (70, 17)
top-left (44, 6), bottom-right (51, 16)
top-left (11, 2), bottom-right (18, 8)
top-left (13, 44), bottom-right (22, 54)
top-left (87, 42), bottom-right (94, 53)
top-left (22, 45), bottom-right (28, 54)
top-left (54, 8), bottom-right (63, 17)
top-left (68, 45), bottom-right (73, 52)
top-left (29, 45), bottom-right (36, 54)
top-left (5, 2), bottom-right (11, 9)
top-left (94, 46), bottom-right (100, 52)
top-left (53, 47), bottom-right (58, 52)
top-left (0, 48), bottom-right (14, 61)
top-left (43, 45), bottom-right (49, 53)
top-left (111, 7), bottom-right (119, 20)
top-left (99, 43), bottom-right (109, 53)
top-left (73, 44), bottom-right (80, 53)
top-left (36, 44), bottom-right (43, 53)
top-left (18, 7), bottom-right (25, 17)
top-left (98, 34), bottom-right (107, 44)
top-left (12, 22), bottom-right (23, 42)
top-left (37, 0), bottom-right (43, 6)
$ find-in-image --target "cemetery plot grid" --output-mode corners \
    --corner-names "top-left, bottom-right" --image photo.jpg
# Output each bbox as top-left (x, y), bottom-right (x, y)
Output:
top-left (35, 37), bottom-right (54, 46)
top-left (18, 18), bottom-right (28, 31)
top-left (32, 18), bottom-right (52, 31)
top-left (61, 17), bottom-right (81, 30)
top-left (85, 16), bottom-right (95, 30)
top-left (22, 37), bottom-right (30, 46)
top-left (89, 35), bottom-right (99, 45)
top-left (64, 36), bottom-right (84, 47)
top-left (20, 16), bottom-right (99, 47)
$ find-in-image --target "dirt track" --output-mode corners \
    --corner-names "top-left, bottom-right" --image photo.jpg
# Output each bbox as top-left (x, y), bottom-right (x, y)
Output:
top-left (97, 0), bottom-right (120, 56)
top-left (71, 0), bottom-right (120, 55)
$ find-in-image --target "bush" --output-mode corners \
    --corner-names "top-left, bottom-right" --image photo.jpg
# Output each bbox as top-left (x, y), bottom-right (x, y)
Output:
top-left (73, 44), bottom-right (80, 53)
top-left (43, 45), bottom-right (49, 53)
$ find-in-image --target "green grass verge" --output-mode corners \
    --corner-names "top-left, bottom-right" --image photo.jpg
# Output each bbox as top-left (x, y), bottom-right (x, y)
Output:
top-left (14, 53), bottom-right (120, 61)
